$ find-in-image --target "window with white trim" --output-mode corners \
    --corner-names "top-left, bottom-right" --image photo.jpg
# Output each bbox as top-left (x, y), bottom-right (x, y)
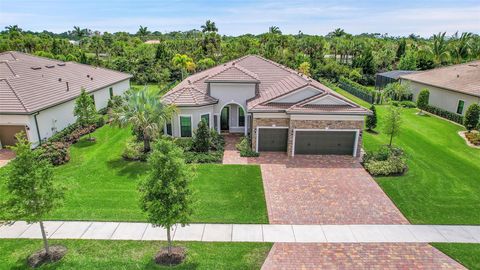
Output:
top-left (456, 100), bottom-right (465, 114)
top-left (180, 116), bottom-right (192, 137)
top-left (201, 114), bottom-right (210, 128)
top-left (238, 107), bottom-right (245, 127)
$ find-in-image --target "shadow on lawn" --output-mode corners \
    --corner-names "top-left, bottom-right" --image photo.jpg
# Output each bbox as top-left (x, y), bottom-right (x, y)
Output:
top-left (72, 139), bottom-right (97, 149)
top-left (106, 158), bottom-right (147, 178)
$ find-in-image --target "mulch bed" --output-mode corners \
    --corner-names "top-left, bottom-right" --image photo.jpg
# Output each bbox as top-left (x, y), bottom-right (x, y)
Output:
top-left (27, 245), bottom-right (67, 268)
top-left (154, 246), bottom-right (186, 266)
top-left (465, 131), bottom-right (480, 146)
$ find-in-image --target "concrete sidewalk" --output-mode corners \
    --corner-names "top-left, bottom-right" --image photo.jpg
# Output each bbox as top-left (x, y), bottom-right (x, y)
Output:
top-left (1, 221), bottom-right (480, 243)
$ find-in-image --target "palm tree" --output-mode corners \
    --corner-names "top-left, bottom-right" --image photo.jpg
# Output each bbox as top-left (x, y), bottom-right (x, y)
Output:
top-left (172, 54), bottom-right (195, 80)
top-left (268, 26), bottom-right (282, 35)
top-left (110, 88), bottom-right (176, 153)
top-left (137, 25), bottom-right (150, 37)
top-left (431, 32), bottom-right (450, 65)
top-left (5, 25), bottom-right (22, 33)
top-left (450, 32), bottom-right (472, 64)
top-left (72, 26), bottom-right (84, 39)
top-left (328, 28), bottom-right (346, 38)
top-left (201, 20), bottom-right (218, 33)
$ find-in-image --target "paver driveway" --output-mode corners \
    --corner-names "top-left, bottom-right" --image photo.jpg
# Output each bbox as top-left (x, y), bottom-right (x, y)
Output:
top-left (262, 243), bottom-right (465, 269)
top-left (241, 152), bottom-right (408, 225)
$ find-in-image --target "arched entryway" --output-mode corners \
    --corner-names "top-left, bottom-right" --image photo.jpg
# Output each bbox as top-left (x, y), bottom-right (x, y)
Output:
top-left (217, 102), bottom-right (247, 136)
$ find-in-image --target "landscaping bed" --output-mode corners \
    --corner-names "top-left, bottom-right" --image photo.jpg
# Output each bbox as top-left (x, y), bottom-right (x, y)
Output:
top-left (0, 239), bottom-right (272, 270)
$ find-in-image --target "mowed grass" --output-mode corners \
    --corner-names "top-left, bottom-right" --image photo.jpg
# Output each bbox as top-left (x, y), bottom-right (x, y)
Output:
top-left (0, 239), bottom-right (272, 270)
top-left (0, 125), bottom-right (268, 224)
top-left (363, 106), bottom-right (480, 224)
top-left (432, 243), bottom-right (480, 270)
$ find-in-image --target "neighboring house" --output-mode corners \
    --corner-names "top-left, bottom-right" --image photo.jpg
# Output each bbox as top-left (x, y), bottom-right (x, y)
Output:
top-left (162, 55), bottom-right (371, 157)
top-left (0, 51), bottom-right (132, 148)
top-left (400, 61), bottom-right (480, 116)
top-left (375, 70), bottom-right (417, 89)
top-left (144, 40), bottom-right (161, 44)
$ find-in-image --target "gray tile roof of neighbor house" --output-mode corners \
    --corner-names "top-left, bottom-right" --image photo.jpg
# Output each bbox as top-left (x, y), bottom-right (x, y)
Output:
top-left (376, 70), bottom-right (417, 80)
top-left (400, 61), bottom-right (480, 97)
top-left (163, 55), bottom-right (370, 115)
top-left (0, 51), bottom-right (132, 114)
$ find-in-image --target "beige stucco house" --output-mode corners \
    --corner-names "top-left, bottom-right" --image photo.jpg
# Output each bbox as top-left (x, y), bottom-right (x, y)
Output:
top-left (400, 61), bottom-right (480, 116)
top-left (162, 55), bottom-right (371, 157)
top-left (0, 51), bottom-right (131, 148)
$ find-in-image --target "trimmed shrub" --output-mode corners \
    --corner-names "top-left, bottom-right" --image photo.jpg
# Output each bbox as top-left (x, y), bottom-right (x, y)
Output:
top-left (39, 141), bottom-right (70, 165)
top-left (209, 129), bottom-right (225, 151)
top-left (363, 146), bottom-right (408, 176)
top-left (366, 105), bottom-right (377, 131)
top-left (122, 137), bottom-right (148, 161)
top-left (464, 104), bottom-right (480, 131)
top-left (417, 89), bottom-right (430, 109)
top-left (192, 119), bottom-right (210, 152)
top-left (236, 137), bottom-right (259, 157)
top-left (423, 105), bottom-right (464, 124)
top-left (400, 101), bottom-right (416, 108)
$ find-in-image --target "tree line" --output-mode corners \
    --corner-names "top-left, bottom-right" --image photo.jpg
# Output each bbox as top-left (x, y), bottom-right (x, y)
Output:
top-left (1, 23), bottom-right (479, 86)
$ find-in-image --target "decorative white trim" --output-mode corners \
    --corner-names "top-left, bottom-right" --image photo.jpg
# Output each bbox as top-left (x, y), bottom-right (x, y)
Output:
top-left (290, 114), bottom-right (364, 121)
top-left (200, 112), bottom-right (212, 128)
top-left (253, 113), bottom-right (289, 118)
top-left (219, 101), bottom-right (248, 135)
top-left (178, 114), bottom-right (193, 137)
top-left (269, 85), bottom-right (322, 103)
top-left (255, 126), bottom-right (289, 152)
top-left (291, 128), bottom-right (360, 157)
top-left (306, 95), bottom-right (354, 106)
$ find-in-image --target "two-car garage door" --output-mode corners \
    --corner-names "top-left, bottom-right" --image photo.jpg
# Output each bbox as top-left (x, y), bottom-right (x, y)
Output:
top-left (257, 127), bottom-right (357, 156)
top-left (294, 130), bottom-right (357, 155)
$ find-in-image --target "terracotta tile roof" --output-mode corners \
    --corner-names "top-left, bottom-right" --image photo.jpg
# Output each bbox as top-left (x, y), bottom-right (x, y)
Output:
top-left (400, 61), bottom-right (480, 97)
top-left (163, 55), bottom-right (370, 115)
top-left (205, 64), bottom-right (259, 83)
top-left (0, 51), bottom-right (132, 114)
top-left (161, 85), bottom-right (217, 107)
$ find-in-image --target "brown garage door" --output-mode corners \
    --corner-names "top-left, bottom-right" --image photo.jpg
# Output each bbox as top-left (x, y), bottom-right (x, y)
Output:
top-left (294, 130), bottom-right (356, 155)
top-left (0, 125), bottom-right (26, 146)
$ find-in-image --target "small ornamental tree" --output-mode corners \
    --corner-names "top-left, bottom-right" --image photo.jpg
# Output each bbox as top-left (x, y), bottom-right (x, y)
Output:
top-left (0, 132), bottom-right (64, 261)
top-left (417, 88), bottom-right (430, 111)
top-left (298, 61), bottom-right (311, 77)
top-left (366, 105), bottom-right (377, 131)
top-left (74, 88), bottom-right (98, 140)
top-left (464, 104), bottom-right (480, 132)
top-left (384, 106), bottom-right (403, 147)
top-left (193, 119), bottom-right (210, 152)
top-left (138, 139), bottom-right (193, 258)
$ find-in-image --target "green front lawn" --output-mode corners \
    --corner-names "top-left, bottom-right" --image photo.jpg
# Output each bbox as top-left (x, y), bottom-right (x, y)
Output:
top-left (0, 125), bottom-right (268, 224)
top-left (432, 243), bottom-right (480, 270)
top-left (363, 106), bottom-right (480, 224)
top-left (0, 239), bottom-right (272, 270)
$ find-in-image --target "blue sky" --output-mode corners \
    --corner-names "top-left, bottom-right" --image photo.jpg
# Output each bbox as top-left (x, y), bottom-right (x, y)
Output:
top-left (0, 0), bottom-right (479, 36)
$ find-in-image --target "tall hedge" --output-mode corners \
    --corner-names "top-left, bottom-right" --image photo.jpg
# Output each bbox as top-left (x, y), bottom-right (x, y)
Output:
top-left (464, 104), bottom-right (480, 131)
top-left (416, 89), bottom-right (430, 109)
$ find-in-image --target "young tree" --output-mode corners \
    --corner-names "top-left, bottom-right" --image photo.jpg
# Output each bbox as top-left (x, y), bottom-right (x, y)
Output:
top-left (366, 105), bottom-right (377, 131)
top-left (172, 54), bottom-right (195, 80)
top-left (397, 51), bottom-right (417, 70)
top-left (384, 106), bottom-right (403, 147)
top-left (192, 119), bottom-right (210, 152)
top-left (138, 139), bottom-right (193, 255)
top-left (74, 88), bottom-right (98, 140)
top-left (0, 133), bottom-right (64, 259)
top-left (464, 104), bottom-right (480, 132)
top-left (416, 88), bottom-right (430, 112)
top-left (110, 87), bottom-right (176, 152)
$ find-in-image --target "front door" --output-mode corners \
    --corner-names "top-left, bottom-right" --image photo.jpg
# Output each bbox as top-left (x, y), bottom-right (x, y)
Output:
top-left (221, 106), bottom-right (229, 131)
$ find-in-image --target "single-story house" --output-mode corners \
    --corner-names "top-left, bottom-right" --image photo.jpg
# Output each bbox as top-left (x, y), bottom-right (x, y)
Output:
top-left (162, 55), bottom-right (371, 157)
top-left (0, 51), bottom-right (132, 148)
top-left (375, 70), bottom-right (417, 89)
top-left (400, 61), bottom-right (480, 116)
